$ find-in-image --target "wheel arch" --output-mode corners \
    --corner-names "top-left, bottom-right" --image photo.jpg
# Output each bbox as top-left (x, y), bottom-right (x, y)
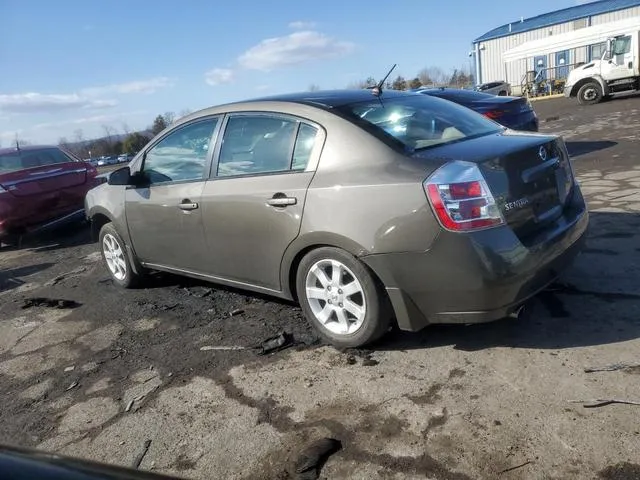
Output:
top-left (89, 207), bottom-right (144, 276)
top-left (570, 76), bottom-right (609, 98)
top-left (281, 232), bottom-right (372, 302)
top-left (88, 208), bottom-right (113, 242)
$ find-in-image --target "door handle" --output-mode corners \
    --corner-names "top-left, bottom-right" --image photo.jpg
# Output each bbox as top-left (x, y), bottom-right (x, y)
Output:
top-left (267, 196), bottom-right (297, 207)
top-left (179, 202), bottom-right (199, 211)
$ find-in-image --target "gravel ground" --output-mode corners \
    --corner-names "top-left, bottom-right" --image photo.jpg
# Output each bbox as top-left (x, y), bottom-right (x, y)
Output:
top-left (1, 94), bottom-right (640, 480)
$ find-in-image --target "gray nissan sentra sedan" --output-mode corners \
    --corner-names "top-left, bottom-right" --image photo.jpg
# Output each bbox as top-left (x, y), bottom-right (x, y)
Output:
top-left (85, 89), bottom-right (588, 348)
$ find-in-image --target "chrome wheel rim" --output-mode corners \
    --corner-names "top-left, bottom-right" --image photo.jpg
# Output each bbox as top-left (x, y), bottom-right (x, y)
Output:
top-left (305, 259), bottom-right (366, 335)
top-left (102, 233), bottom-right (127, 281)
top-left (583, 88), bottom-right (597, 101)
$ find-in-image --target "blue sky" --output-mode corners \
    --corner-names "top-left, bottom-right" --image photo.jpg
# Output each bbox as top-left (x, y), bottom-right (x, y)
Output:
top-left (0, 0), bottom-right (589, 146)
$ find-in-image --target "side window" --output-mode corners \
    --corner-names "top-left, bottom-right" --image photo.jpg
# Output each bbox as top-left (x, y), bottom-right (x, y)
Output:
top-left (20, 148), bottom-right (73, 169)
top-left (217, 115), bottom-right (297, 177)
top-left (143, 118), bottom-right (218, 184)
top-left (292, 123), bottom-right (319, 170)
top-left (613, 36), bottom-right (631, 55)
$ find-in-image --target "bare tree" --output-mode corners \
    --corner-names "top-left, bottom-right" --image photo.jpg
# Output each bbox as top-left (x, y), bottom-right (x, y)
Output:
top-left (425, 67), bottom-right (447, 85)
top-left (102, 125), bottom-right (116, 143)
top-left (121, 122), bottom-right (131, 136)
top-left (15, 133), bottom-right (31, 146)
top-left (308, 83), bottom-right (321, 91)
top-left (179, 108), bottom-right (192, 118)
top-left (418, 69), bottom-right (432, 86)
top-left (73, 128), bottom-right (84, 144)
top-left (163, 111), bottom-right (176, 126)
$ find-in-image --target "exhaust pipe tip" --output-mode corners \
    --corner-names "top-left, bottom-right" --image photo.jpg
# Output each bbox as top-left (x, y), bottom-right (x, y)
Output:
top-left (509, 304), bottom-right (527, 320)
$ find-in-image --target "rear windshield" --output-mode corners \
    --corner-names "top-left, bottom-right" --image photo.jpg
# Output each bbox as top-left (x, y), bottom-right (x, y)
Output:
top-left (0, 148), bottom-right (75, 174)
top-left (336, 94), bottom-right (503, 151)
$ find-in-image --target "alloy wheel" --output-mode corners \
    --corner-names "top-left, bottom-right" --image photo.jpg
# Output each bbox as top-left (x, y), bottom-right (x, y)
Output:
top-left (304, 259), bottom-right (367, 335)
top-left (102, 233), bottom-right (127, 281)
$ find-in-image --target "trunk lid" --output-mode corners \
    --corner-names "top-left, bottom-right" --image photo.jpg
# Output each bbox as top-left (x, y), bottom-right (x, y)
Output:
top-left (0, 149), bottom-right (88, 197)
top-left (414, 132), bottom-right (574, 242)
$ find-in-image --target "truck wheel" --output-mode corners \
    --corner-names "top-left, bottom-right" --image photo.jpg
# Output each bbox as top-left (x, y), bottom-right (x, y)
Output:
top-left (577, 81), bottom-right (603, 105)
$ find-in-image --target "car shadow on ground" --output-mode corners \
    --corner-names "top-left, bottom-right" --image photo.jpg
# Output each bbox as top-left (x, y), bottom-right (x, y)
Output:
top-left (566, 140), bottom-right (617, 158)
top-left (2, 221), bottom-right (93, 254)
top-left (134, 271), bottom-right (297, 307)
top-left (376, 210), bottom-right (640, 353)
top-left (0, 262), bottom-right (56, 293)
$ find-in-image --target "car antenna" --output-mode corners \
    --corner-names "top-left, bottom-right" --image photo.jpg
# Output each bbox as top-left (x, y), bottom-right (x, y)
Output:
top-left (370, 64), bottom-right (397, 97)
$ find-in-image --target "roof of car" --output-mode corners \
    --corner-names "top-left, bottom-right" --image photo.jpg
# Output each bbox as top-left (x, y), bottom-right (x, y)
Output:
top-left (236, 88), bottom-right (420, 108)
top-left (0, 145), bottom-right (57, 155)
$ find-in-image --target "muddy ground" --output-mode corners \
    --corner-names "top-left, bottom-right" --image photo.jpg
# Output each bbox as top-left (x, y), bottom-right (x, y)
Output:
top-left (1, 94), bottom-right (640, 480)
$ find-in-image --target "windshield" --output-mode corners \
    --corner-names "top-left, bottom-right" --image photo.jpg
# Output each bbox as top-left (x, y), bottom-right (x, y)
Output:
top-left (336, 94), bottom-right (503, 151)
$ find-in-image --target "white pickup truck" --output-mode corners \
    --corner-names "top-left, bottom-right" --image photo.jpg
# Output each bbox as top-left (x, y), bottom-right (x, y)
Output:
top-left (564, 31), bottom-right (640, 105)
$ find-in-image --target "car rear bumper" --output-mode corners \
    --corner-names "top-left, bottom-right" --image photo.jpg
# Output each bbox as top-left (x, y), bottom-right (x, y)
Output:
top-left (361, 189), bottom-right (589, 331)
top-left (505, 112), bottom-right (539, 132)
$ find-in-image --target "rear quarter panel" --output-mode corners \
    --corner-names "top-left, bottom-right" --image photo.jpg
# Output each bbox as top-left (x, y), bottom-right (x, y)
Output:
top-left (281, 113), bottom-right (444, 292)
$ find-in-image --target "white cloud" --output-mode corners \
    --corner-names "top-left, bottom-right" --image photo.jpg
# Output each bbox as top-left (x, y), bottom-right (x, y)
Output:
top-left (289, 21), bottom-right (316, 30)
top-left (205, 68), bottom-right (234, 86)
top-left (237, 30), bottom-right (355, 72)
top-left (81, 77), bottom-right (173, 96)
top-left (0, 93), bottom-right (117, 114)
top-left (32, 111), bottom-right (147, 131)
top-left (1, 110), bottom-right (149, 144)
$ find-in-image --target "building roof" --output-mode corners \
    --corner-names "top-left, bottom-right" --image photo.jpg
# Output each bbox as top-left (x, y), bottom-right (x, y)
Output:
top-left (474, 0), bottom-right (640, 43)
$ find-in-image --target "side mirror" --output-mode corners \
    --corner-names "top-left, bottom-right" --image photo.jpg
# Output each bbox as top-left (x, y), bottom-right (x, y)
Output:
top-left (107, 166), bottom-right (132, 186)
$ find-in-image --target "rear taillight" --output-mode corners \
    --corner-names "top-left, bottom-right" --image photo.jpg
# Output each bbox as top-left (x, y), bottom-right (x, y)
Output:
top-left (483, 110), bottom-right (504, 119)
top-left (424, 161), bottom-right (504, 232)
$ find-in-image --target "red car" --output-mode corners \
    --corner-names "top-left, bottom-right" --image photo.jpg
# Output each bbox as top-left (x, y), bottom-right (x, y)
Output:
top-left (0, 145), bottom-right (101, 244)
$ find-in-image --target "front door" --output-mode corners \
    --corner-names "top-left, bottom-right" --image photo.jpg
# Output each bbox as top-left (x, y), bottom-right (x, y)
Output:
top-left (125, 117), bottom-right (221, 272)
top-left (602, 35), bottom-right (635, 81)
top-left (534, 55), bottom-right (547, 82)
top-left (555, 50), bottom-right (570, 80)
top-left (200, 113), bottom-right (324, 291)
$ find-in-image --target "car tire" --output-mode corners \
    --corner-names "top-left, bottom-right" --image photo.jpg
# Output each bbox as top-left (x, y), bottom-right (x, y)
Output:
top-left (577, 81), bottom-right (603, 105)
top-left (99, 222), bottom-right (141, 288)
top-left (296, 247), bottom-right (392, 348)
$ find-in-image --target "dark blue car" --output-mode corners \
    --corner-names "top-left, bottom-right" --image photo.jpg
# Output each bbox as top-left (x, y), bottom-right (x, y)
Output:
top-left (415, 88), bottom-right (539, 132)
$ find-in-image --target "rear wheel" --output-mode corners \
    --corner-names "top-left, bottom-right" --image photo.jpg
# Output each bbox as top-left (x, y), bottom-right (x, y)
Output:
top-left (99, 223), bottom-right (142, 288)
top-left (296, 247), bottom-right (391, 348)
top-left (577, 81), bottom-right (603, 105)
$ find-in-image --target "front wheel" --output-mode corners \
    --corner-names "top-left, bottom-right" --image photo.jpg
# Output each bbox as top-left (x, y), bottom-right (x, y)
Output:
top-left (99, 223), bottom-right (142, 288)
top-left (577, 81), bottom-right (603, 105)
top-left (296, 247), bottom-right (391, 348)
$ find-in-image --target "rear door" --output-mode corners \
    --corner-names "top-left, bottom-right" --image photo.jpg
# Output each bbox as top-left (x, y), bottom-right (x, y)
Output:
top-left (0, 148), bottom-right (89, 213)
top-left (200, 113), bottom-right (324, 291)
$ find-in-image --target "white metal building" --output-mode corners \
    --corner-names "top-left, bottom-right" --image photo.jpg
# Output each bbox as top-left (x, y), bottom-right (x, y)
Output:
top-left (472, 0), bottom-right (640, 94)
